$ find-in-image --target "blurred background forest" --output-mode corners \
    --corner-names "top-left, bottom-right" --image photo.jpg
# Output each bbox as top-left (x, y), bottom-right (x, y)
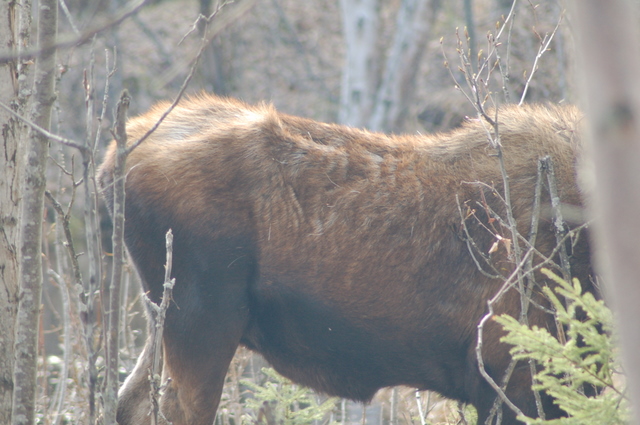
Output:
top-left (56, 0), bottom-right (573, 134)
top-left (3, 0), bottom-right (589, 424)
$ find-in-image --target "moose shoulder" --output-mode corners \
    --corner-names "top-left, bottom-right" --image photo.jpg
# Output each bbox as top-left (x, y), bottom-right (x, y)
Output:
top-left (98, 95), bottom-right (594, 425)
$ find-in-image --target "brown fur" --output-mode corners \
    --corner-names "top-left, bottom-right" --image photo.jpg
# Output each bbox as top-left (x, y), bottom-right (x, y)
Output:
top-left (98, 95), bottom-right (593, 425)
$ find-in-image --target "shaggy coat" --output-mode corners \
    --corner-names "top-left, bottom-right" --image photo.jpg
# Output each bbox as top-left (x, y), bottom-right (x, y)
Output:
top-left (98, 95), bottom-right (593, 425)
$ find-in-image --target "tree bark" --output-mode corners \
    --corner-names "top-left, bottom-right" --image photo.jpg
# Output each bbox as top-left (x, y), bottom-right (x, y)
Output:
top-left (11, 0), bottom-right (57, 423)
top-left (339, 0), bottom-right (439, 132)
top-left (572, 1), bottom-right (640, 423)
top-left (103, 90), bottom-right (130, 425)
top-left (338, 0), bottom-right (381, 127)
top-left (368, 0), bottom-right (439, 132)
top-left (197, 0), bottom-right (229, 95)
top-left (0, 0), bottom-right (24, 422)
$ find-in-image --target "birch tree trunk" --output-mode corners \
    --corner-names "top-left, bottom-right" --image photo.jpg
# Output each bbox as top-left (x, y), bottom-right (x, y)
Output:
top-left (0, 3), bottom-right (19, 423)
top-left (572, 1), bottom-right (640, 423)
top-left (339, 0), bottom-right (440, 132)
top-left (338, 0), bottom-right (380, 127)
top-left (368, 0), bottom-right (439, 132)
top-left (11, 0), bottom-right (57, 423)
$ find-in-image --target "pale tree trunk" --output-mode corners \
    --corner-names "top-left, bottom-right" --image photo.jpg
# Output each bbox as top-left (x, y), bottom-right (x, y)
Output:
top-left (368, 0), bottom-right (439, 132)
top-left (339, 0), bottom-right (440, 131)
top-left (11, 0), bottom-right (57, 423)
top-left (197, 0), bottom-right (229, 95)
top-left (572, 1), bottom-right (640, 424)
top-left (0, 4), bottom-right (19, 425)
top-left (338, 0), bottom-right (381, 127)
top-left (103, 91), bottom-right (130, 425)
top-left (0, 0), bottom-right (31, 422)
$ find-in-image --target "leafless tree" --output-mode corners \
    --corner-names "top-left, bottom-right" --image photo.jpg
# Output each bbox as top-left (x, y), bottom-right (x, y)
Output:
top-left (11, 0), bottom-right (57, 424)
top-left (0, 1), bottom-right (26, 422)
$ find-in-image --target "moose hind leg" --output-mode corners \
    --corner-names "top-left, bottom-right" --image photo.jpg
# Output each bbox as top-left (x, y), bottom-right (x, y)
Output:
top-left (156, 328), bottom-right (241, 425)
top-left (116, 327), bottom-right (242, 425)
top-left (117, 341), bottom-right (155, 425)
top-left (154, 264), bottom-right (251, 425)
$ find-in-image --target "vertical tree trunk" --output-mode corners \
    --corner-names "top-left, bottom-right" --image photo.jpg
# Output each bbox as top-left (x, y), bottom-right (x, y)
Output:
top-left (103, 90), bottom-right (130, 425)
top-left (368, 0), bottom-right (439, 132)
top-left (197, 0), bottom-right (229, 95)
top-left (0, 1), bottom-right (24, 422)
top-left (339, 0), bottom-right (440, 132)
top-left (572, 1), bottom-right (640, 423)
top-left (338, 0), bottom-right (381, 127)
top-left (11, 0), bottom-right (57, 423)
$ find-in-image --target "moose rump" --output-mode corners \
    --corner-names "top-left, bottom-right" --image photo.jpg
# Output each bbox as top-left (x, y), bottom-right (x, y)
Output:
top-left (98, 94), bottom-right (593, 425)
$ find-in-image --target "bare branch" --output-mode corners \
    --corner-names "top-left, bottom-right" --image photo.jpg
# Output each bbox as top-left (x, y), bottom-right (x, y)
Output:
top-left (0, 101), bottom-right (89, 153)
top-left (147, 230), bottom-right (176, 425)
top-left (126, 0), bottom-right (241, 155)
top-left (103, 89), bottom-right (131, 425)
top-left (0, 0), bottom-right (149, 65)
top-left (45, 191), bottom-right (84, 291)
top-left (518, 13), bottom-right (563, 106)
top-left (58, 0), bottom-right (80, 36)
top-left (455, 194), bottom-right (504, 279)
top-left (540, 156), bottom-right (572, 282)
top-left (475, 251), bottom-right (534, 422)
top-left (494, 0), bottom-right (518, 102)
top-left (47, 269), bottom-right (72, 425)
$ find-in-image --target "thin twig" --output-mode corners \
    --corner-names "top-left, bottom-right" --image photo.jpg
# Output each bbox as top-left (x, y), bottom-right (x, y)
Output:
top-left (455, 194), bottom-right (503, 279)
top-left (58, 0), bottom-right (80, 36)
top-left (103, 90), bottom-right (131, 425)
top-left (495, 0), bottom-right (518, 102)
top-left (523, 158), bottom-right (547, 420)
top-left (125, 1), bottom-right (234, 155)
top-left (147, 230), bottom-right (176, 425)
top-left (475, 251), bottom-right (535, 421)
top-left (47, 270), bottom-right (72, 425)
top-left (45, 191), bottom-right (84, 291)
top-left (415, 391), bottom-right (427, 425)
top-left (93, 48), bottom-right (117, 154)
top-left (0, 101), bottom-right (88, 153)
top-left (541, 156), bottom-right (572, 282)
top-left (518, 13), bottom-right (563, 105)
top-left (80, 38), bottom-right (109, 424)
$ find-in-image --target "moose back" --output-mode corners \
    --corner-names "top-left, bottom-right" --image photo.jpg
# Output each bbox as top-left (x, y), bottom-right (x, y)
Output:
top-left (98, 95), bottom-right (593, 425)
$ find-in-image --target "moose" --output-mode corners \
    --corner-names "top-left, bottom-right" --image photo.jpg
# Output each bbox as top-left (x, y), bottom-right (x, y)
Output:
top-left (98, 94), bottom-right (594, 425)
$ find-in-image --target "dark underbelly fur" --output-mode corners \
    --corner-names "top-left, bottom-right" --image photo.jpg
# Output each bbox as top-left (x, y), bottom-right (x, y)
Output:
top-left (240, 286), bottom-right (471, 403)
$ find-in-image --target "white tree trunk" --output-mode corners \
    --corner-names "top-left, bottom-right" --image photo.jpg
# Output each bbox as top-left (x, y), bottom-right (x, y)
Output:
top-left (339, 0), bottom-right (439, 131)
top-left (338, 0), bottom-right (381, 127)
top-left (572, 1), bottom-right (640, 423)
top-left (11, 0), bottom-right (57, 422)
top-left (368, 0), bottom-right (438, 132)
